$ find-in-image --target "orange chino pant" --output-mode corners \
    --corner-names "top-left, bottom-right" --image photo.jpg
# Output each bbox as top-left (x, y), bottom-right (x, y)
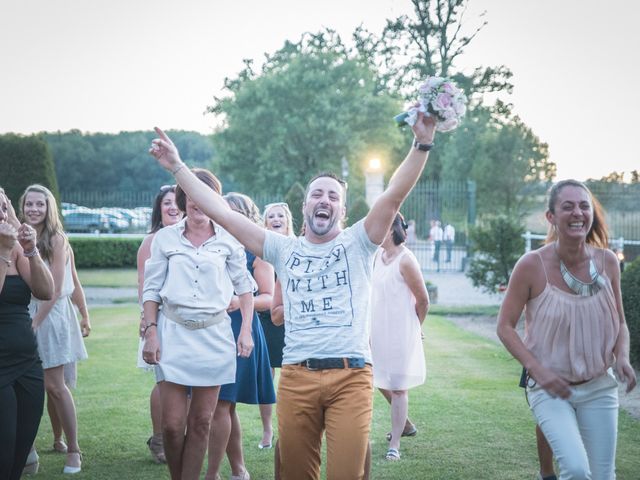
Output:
top-left (277, 364), bottom-right (373, 480)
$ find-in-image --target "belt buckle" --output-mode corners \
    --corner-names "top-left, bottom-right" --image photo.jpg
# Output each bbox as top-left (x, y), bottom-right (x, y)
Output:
top-left (184, 320), bottom-right (200, 331)
top-left (304, 359), bottom-right (319, 371)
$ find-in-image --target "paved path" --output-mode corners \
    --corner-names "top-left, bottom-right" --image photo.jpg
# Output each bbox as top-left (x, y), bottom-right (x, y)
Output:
top-left (85, 287), bottom-right (137, 306)
top-left (427, 272), bottom-right (502, 306)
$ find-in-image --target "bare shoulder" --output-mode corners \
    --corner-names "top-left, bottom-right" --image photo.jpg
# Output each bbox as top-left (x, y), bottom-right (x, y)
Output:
top-left (599, 247), bottom-right (620, 273)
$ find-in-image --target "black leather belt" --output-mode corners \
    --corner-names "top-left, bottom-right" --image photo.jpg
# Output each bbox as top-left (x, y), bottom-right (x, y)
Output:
top-left (297, 357), bottom-right (366, 370)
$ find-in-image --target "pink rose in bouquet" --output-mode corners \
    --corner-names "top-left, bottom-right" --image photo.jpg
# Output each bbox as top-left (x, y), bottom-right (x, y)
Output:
top-left (395, 76), bottom-right (467, 133)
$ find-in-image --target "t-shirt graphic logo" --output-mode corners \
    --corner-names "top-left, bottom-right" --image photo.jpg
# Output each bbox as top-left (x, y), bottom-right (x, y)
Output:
top-left (284, 243), bottom-right (354, 331)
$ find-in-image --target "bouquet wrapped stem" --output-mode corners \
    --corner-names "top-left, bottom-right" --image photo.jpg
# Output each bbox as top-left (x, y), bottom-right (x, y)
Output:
top-left (395, 77), bottom-right (467, 133)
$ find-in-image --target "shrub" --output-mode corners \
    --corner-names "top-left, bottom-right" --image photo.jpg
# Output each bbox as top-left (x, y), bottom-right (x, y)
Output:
top-left (69, 237), bottom-right (142, 269)
top-left (466, 214), bottom-right (525, 294)
top-left (0, 133), bottom-right (59, 204)
top-left (621, 257), bottom-right (640, 368)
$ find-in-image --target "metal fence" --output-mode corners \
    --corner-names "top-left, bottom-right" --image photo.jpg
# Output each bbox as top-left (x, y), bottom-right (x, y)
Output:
top-left (523, 231), bottom-right (640, 264)
top-left (61, 181), bottom-right (477, 274)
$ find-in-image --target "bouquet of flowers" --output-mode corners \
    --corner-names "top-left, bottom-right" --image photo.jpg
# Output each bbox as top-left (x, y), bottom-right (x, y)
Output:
top-left (394, 76), bottom-right (467, 132)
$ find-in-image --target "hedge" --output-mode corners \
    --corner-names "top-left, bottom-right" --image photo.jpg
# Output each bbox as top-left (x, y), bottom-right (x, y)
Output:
top-left (69, 237), bottom-right (142, 269)
top-left (621, 257), bottom-right (640, 368)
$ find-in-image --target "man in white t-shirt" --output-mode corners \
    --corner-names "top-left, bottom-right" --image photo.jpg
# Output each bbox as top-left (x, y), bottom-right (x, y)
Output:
top-left (149, 112), bottom-right (436, 479)
top-left (429, 219), bottom-right (443, 265)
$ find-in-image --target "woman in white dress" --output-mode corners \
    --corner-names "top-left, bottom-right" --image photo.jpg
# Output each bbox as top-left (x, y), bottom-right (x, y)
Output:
top-left (370, 212), bottom-right (429, 461)
top-left (20, 184), bottom-right (89, 474)
top-left (141, 168), bottom-right (255, 480)
top-left (136, 184), bottom-right (183, 464)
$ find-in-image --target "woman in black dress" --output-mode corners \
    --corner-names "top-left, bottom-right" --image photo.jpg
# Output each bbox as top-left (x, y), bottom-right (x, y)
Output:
top-left (0, 188), bottom-right (54, 479)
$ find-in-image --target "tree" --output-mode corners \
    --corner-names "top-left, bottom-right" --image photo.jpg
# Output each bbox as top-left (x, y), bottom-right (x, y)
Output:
top-left (0, 133), bottom-right (59, 204)
top-left (284, 182), bottom-right (305, 234)
top-left (208, 31), bottom-right (405, 199)
top-left (466, 214), bottom-right (525, 293)
top-left (43, 130), bottom-right (215, 194)
top-left (471, 115), bottom-right (553, 216)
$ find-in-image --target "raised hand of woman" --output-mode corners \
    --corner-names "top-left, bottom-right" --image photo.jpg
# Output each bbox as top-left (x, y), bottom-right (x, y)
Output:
top-left (149, 127), bottom-right (183, 172)
top-left (17, 223), bottom-right (37, 253)
top-left (0, 223), bottom-right (17, 255)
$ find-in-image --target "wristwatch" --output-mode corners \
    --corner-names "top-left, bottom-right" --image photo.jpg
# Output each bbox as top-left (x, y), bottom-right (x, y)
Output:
top-left (413, 138), bottom-right (434, 152)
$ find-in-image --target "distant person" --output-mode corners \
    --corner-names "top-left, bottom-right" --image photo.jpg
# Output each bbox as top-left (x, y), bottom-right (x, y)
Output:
top-left (20, 184), bottom-right (89, 474)
top-left (443, 222), bottom-right (455, 263)
top-left (205, 192), bottom-right (275, 480)
top-left (136, 184), bottom-right (183, 464)
top-left (370, 213), bottom-right (429, 461)
top-left (429, 219), bottom-right (443, 267)
top-left (0, 188), bottom-right (54, 480)
top-left (141, 169), bottom-right (255, 480)
top-left (148, 109), bottom-right (436, 479)
top-left (497, 179), bottom-right (636, 479)
top-left (406, 219), bottom-right (417, 245)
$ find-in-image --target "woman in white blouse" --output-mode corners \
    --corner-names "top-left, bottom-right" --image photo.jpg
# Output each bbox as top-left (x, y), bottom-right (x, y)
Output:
top-left (141, 168), bottom-right (256, 480)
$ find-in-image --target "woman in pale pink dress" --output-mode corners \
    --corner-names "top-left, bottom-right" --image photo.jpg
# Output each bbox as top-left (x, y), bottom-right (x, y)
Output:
top-left (370, 212), bottom-right (429, 461)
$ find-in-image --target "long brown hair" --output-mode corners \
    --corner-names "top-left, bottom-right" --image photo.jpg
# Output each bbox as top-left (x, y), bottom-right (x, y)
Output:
top-left (545, 179), bottom-right (608, 248)
top-left (19, 184), bottom-right (68, 261)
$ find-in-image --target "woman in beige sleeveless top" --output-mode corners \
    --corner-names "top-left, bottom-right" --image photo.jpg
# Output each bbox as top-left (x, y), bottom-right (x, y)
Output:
top-left (497, 180), bottom-right (636, 480)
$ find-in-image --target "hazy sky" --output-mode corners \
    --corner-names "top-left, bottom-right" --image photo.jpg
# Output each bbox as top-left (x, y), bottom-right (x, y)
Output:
top-left (1, 0), bottom-right (638, 181)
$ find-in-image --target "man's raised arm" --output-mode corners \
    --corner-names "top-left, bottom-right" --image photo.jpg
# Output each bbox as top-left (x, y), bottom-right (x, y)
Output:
top-left (149, 127), bottom-right (265, 257)
top-left (364, 113), bottom-right (436, 245)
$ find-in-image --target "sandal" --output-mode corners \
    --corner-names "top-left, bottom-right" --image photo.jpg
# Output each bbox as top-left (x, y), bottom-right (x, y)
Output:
top-left (386, 425), bottom-right (418, 441)
top-left (385, 448), bottom-right (401, 461)
top-left (63, 451), bottom-right (82, 474)
top-left (54, 439), bottom-right (68, 453)
top-left (22, 448), bottom-right (39, 475)
top-left (147, 434), bottom-right (166, 464)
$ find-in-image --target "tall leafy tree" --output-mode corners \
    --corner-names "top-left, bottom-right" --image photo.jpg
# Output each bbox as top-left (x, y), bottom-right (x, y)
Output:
top-left (208, 30), bottom-right (405, 198)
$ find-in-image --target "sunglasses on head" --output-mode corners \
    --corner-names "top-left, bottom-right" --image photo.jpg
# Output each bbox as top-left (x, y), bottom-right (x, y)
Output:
top-left (264, 202), bottom-right (289, 211)
top-left (160, 184), bottom-right (175, 193)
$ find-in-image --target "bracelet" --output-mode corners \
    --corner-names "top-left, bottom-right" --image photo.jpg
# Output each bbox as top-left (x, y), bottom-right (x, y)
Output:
top-left (413, 138), bottom-right (434, 152)
top-left (23, 247), bottom-right (39, 258)
top-left (143, 323), bottom-right (158, 335)
top-left (0, 254), bottom-right (11, 267)
top-left (171, 162), bottom-right (185, 175)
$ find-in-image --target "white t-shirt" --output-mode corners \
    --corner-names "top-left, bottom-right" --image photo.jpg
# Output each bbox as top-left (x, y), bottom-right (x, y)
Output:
top-left (444, 224), bottom-right (455, 242)
top-left (430, 225), bottom-right (444, 242)
top-left (263, 219), bottom-right (378, 364)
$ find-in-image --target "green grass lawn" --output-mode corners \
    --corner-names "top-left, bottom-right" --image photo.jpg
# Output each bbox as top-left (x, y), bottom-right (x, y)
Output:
top-left (77, 268), bottom-right (138, 288)
top-left (31, 305), bottom-right (640, 479)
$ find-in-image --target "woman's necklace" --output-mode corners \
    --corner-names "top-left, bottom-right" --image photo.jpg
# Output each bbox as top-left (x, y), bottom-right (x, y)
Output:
top-left (556, 243), bottom-right (604, 296)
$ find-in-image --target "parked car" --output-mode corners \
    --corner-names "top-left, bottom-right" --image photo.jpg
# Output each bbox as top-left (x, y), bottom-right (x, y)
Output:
top-left (63, 210), bottom-right (112, 233)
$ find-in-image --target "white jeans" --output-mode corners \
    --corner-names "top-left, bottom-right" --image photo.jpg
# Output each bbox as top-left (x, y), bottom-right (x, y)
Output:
top-left (527, 370), bottom-right (619, 480)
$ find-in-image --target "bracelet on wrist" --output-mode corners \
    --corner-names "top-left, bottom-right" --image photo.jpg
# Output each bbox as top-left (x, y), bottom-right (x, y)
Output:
top-left (23, 247), bottom-right (40, 258)
top-left (171, 163), bottom-right (185, 175)
top-left (413, 138), bottom-right (434, 152)
top-left (144, 323), bottom-right (158, 335)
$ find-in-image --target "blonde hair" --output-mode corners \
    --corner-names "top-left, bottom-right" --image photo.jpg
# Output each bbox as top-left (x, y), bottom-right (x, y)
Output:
top-left (263, 202), bottom-right (295, 238)
top-left (19, 184), bottom-right (68, 261)
top-left (224, 192), bottom-right (262, 225)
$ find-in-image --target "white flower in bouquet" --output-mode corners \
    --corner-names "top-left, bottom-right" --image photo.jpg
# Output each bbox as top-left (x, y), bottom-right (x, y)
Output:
top-left (395, 76), bottom-right (467, 132)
